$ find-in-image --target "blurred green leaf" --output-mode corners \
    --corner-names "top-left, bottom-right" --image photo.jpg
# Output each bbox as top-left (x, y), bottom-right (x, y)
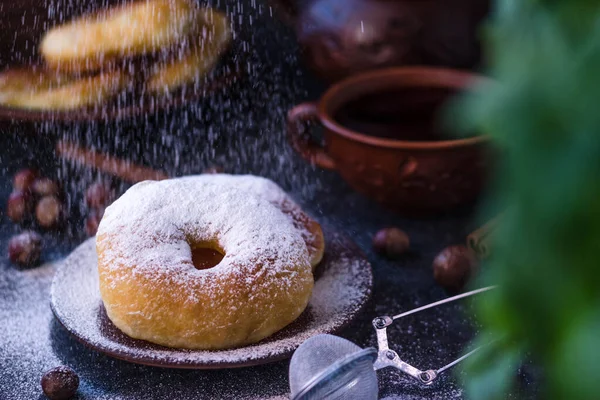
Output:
top-left (461, 337), bottom-right (521, 400)
top-left (459, 1), bottom-right (600, 398)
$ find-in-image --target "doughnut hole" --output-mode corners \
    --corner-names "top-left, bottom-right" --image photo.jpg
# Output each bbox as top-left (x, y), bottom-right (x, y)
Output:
top-left (189, 242), bottom-right (225, 270)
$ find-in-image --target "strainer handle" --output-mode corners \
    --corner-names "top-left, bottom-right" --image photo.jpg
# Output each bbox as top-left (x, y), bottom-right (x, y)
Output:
top-left (435, 344), bottom-right (486, 375)
top-left (372, 286), bottom-right (497, 384)
top-left (391, 286), bottom-right (496, 321)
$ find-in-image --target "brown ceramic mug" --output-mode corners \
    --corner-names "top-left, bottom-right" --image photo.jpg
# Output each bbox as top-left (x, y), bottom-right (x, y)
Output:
top-left (287, 67), bottom-right (490, 214)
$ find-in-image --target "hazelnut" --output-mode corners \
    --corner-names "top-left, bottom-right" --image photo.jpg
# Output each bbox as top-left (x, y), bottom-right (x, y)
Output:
top-left (41, 366), bottom-right (79, 400)
top-left (32, 177), bottom-right (60, 197)
top-left (8, 231), bottom-right (42, 266)
top-left (85, 182), bottom-right (115, 209)
top-left (372, 227), bottom-right (410, 258)
top-left (35, 196), bottom-right (63, 229)
top-left (13, 168), bottom-right (37, 192)
top-left (433, 245), bottom-right (478, 294)
top-left (7, 190), bottom-right (34, 223)
top-left (85, 209), bottom-right (104, 237)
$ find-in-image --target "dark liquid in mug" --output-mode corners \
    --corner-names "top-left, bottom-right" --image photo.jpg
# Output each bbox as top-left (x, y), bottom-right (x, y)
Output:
top-left (333, 87), bottom-right (459, 141)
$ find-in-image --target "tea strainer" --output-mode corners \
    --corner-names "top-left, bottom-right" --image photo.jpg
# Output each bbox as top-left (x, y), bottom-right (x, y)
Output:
top-left (289, 286), bottom-right (496, 400)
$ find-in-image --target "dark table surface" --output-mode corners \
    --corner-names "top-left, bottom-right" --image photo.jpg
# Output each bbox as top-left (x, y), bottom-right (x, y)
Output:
top-left (0, 1), bottom-right (538, 399)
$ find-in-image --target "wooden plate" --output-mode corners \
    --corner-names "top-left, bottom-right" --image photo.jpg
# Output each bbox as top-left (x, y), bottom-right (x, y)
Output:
top-left (50, 229), bottom-right (373, 369)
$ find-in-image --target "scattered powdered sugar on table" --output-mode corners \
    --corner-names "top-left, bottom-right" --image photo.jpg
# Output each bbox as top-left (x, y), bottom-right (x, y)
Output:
top-left (51, 229), bottom-right (372, 367)
top-left (0, 262), bottom-right (65, 399)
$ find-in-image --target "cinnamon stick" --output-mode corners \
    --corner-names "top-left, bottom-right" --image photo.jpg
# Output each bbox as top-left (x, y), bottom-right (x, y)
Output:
top-left (467, 216), bottom-right (500, 260)
top-left (56, 140), bottom-right (169, 183)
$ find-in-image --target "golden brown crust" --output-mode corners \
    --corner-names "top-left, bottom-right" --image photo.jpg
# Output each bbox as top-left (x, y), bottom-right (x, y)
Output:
top-left (40, 0), bottom-right (199, 73)
top-left (97, 235), bottom-right (313, 350)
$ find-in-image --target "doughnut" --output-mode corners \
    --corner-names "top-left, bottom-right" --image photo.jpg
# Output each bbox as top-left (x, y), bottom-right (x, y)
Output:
top-left (185, 174), bottom-right (325, 270)
top-left (96, 177), bottom-right (314, 350)
top-left (40, 0), bottom-right (199, 73)
top-left (145, 8), bottom-right (232, 94)
top-left (0, 68), bottom-right (126, 110)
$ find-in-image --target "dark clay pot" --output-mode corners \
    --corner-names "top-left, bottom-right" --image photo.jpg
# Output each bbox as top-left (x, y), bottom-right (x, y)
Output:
top-left (296, 0), bottom-right (489, 82)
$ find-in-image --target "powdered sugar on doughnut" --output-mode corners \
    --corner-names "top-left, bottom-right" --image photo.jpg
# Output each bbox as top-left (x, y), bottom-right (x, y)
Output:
top-left (180, 174), bottom-right (323, 265)
top-left (183, 173), bottom-right (308, 224)
top-left (98, 177), bottom-right (310, 289)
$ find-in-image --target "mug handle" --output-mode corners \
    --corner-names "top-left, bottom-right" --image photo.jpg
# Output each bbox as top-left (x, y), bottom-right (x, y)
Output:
top-left (287, 102), bottom-right (336, 170)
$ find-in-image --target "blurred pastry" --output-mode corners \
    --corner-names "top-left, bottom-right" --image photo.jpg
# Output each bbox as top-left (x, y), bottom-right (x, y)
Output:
top-left (40, 0), bottom-right (199, 73)
top-left (0, 68), bottom-right (61, 103)
top-left (145, 8), bottom-right (231, 94)
top-left (0, 68), bottom-right (126, 110)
